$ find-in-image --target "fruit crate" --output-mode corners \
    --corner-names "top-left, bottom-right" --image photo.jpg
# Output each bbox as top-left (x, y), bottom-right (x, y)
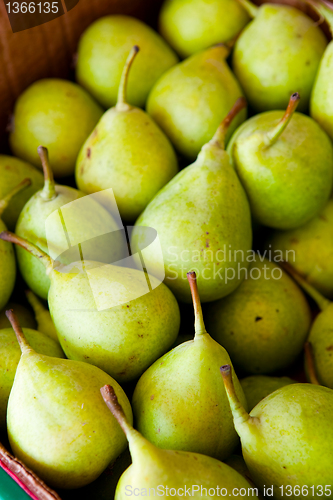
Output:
top-left (0, 0), bottom-right (332, 498)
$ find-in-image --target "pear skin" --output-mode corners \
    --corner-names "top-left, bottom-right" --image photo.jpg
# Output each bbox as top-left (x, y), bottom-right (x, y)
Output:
top-left (240, 375), bottom-right (295, 411)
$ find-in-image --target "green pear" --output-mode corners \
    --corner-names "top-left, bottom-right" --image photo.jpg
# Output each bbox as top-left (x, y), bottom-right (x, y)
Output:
top-left (101, 384), bottom-right (258, 500)
top-left (283, 266), bottom-right (333, 389)
top-left (132, 272), bottom-right (247, 461)
top-left (25, 290), bottom-right (59, 344)
top-left (16, 146), bottom-right (126, 300)
top-left (132, 98), bottom-right (252, 303)
top-left (0, 155), bottom-right (43, 230)
top-left (310, 0), bottom-right (333, 141)
top-left (159, 0), bottom-right (250, 58)
top-left (205, 256), bottom-right (311, 374)
top-left (0, 321), bottom-right (64, 429)
top-left (0, 232), bottom-right (180, 384)
top-left (76, 46), bottom-right (178, 222)
top-left (0, 179), bottom-right (32, 311)
top-left (221, 365), bottom-right (333, 498)
top-left (227, 93), bottom-right (333, 229)
top-left (9, 79), bottom-right (103, 178)
top-left (240, 375), bottom-right (295, 411)
top-left (0, 302), bottom-right (36, 330)
top-left (147, 44), bottom-right (247, 160)
top-left (267, 198), bottom-right (333, 299)
top-left (76, 15), bottom-right (178, 109)
top-left (6, 310), bottom-right (133, 489)
top-left (232, 0), bottom-right (327, 112)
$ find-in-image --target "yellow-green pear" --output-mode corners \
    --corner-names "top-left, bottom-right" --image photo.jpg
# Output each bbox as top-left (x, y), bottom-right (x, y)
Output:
top-left (205, 257), bottom-right (311, 374)
top-left (25, 290), bottom-right (59, 344)
top-left (147, 44), bottom-right (246, 160)
top-left (6, 310), bottom-right (133, 490)
top-left (283, 266), bottom-right (333, 390)
top-left (0, 179), bottom-right (32, 311)
top-left (76, 47), bottom-right (178, 222)
top-left (132, 98), bottom-right (252, 303)
top-left (0, 232), bottom-right (180, 384)
top-left (9, 79), bottom-right (103, 178)
top-left (227, 93), bottom-right (333, 229)
top-left (159, 0), bottom-right (250, 58)
top-left (0, 155), bottom-right (43, 230)
top-left (0, 321), bottom-right (64, 429)
top-left (132, 272), bottom-right (247, 461)
top-left (310, 0), bottom-right (333, 141)
top-left (232, 0), bottom-right (327, 112)
top-left (76, 16), bottom-right (178, 109)
top-left (221, 365), bottom-right (333, 498)
top-left (267, 198), bottom-right (333, 299)
top-left (101, 385), bottom-right (258, 500)
top-left (16, 146), bottom-right (126, 300)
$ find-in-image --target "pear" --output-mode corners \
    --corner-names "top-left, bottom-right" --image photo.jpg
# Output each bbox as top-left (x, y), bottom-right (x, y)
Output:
top-left (205, 256), bottom-right (311, 374)
top-left (10, 79), bottom-right (103, 178)
top-left (5, 310), bottom-right (133, 489)
top-left (16, 146), bottom-right (126, 300)
top-left (158, 0), bottom-right (250, 58)
top-left (267, 198), bottom-right (333, 299)
top-left (0, 302), bottom-right (36, 330)
top-left (232, 0), bottom-right (327, 112)
top-left (221, 364), bottom-right (333, 498)
top-left (76, 47), bottom-right (178, 222)
top-left (0, 179), bottom-right (32, 311)
top-left (76, 15), bottom-right (178, 109)
top-left (132, 98), bottom-right (252, 303)
top-left (0, 232), bottom-right (180, 384)
top-left (227, 93), bottom-right (333, 229)
top-left (283, 266), bottom-right (333, 389)
top-left (132, 272), bottom-right (247, 461)
top-left (0, 320), bottom-right (64, 429)
top-left (310, 0), bottom-right (333, 141)
top-left (25, 290), bottom-right (59, 344)
top-left (240, 375), bottom-right (295, 411)
top-left (147, 44), bottom-right (247, 160)
top-left (0, 155), bottom-right (43, 230)
top-left (101, 384), bottom-right (258, 500)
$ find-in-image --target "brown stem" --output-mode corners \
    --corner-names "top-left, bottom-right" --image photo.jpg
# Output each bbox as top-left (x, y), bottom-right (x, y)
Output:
top-left (304, 342), bottom-right (320, 385)
top-left (264, 93), bottom-right (300, 147)
top-left (0, 178), bottom-right (31, 217)
top-left (0, 231), bottom-right (53, 272)
top-left (211, 97), bottom-right (247, 149)
top-left (100, 385), bottom-right (132, 437)
top-left (5, 310), bottom-right (33, 354)
top-left (38, 146), bottom-right (56, 201)
top-left (220, 365), bottom-right (251, 425)
top-left (187, 271), bottom-right (206, 337)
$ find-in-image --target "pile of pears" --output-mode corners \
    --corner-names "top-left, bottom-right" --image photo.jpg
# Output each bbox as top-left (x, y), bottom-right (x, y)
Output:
top-left (1, 0), bottom-right (333, 498)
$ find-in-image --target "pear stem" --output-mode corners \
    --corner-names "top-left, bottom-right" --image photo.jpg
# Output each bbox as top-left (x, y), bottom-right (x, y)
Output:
top-left (0, 178), bottom-right (31, 217)
top-left (281, 262), bottom-right (331, 311)
top-left (5, 310), bottom-right (33, 354)
top-left (38, 146), bottom-right (57, 201)
top-left (0, 231), bottom-right (54, 273)
top-left (307, 0), bottom-right (333, 35)
top-left (304, 342), bottom-right (321, 385)
top-left (236, 0), bottom-right (258, 18)
top-left (211, 97), bottom-right (247, 150)
top-left (220, 365), bottom-right (251, 425)
top-left (264, 93), bottom-right (300, 147)
top-left (116, 46), bottom-right (140, 111)
top-left (100, 385), bottom-right (133, 437)
top-left (187, 272), bottom-right (206, 337)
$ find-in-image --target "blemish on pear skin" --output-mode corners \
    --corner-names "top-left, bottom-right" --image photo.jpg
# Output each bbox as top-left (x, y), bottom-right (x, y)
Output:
top-left (150, 395), bottom-right (154, 400)
top-left (326, 345), bottom-right (333, 351)
top-left (255, 317), bottom-right (262, 322)
top-left (87, 148), bottom-right (91, 158)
